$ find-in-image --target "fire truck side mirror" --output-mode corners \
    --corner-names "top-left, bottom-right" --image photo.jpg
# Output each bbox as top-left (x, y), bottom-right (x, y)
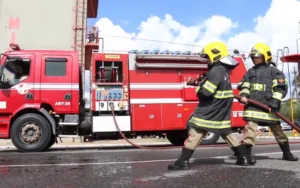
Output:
top-left (0, 56), bottom-right (9, 83)
top-left (0, 73), bottom-right (5, 83)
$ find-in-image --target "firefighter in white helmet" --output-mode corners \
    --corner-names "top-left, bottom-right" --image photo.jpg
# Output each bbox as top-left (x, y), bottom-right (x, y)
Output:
top-left (238, 42), bottom-right (298, 165)
top-left (168, 41), bottom-right (250, 170)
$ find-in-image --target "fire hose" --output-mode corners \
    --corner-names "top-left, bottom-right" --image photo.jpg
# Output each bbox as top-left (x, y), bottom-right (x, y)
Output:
top-left (109, 76), bottom-right (300, 150)
top-left (234, 95), bottom-right (300, 133)
top-left (109, 97), bottom-right (300, 150)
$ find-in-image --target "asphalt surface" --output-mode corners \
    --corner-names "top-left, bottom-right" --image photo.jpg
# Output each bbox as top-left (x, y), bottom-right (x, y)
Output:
top-left (0, 143), bottom-right (300, 188)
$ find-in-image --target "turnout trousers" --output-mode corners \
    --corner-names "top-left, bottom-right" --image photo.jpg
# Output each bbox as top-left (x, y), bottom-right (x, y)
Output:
top-left (242, 121), bottom-right (288, 145)
top-left (184, 127), bottom-right (240, 150)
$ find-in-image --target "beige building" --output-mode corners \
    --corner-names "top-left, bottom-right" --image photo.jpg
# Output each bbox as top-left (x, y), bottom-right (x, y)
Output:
top-left (0, 0), bottom-right (99, 67)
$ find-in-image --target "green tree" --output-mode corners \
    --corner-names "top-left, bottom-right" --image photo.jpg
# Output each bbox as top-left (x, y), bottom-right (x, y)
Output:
top-left (280, 100), bottom-right (300, 121)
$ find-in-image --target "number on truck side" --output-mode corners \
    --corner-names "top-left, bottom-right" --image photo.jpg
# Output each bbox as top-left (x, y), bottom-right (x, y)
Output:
top-left (55, 102), bottom-right (71, 106)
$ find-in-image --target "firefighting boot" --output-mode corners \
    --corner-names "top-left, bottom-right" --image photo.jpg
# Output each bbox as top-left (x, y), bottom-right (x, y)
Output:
top-left (244, 144), bottom-right (256, 165)
top-left (231, 147), bottom-right (237, 157)
top-left (168, 148), bottom-right (194, 170)
top-left (233, 144), bottom-right (250, 166)
top-left (231, 145), bottom-right (255, 165)
top-left (279, 142), bottom-right (298, 161)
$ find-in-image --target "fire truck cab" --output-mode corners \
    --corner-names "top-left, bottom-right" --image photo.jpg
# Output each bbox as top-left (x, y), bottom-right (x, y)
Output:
top-left (0, 44), bottom-right (86, 152)
top-left (0, 43), bottom-right (248, 152)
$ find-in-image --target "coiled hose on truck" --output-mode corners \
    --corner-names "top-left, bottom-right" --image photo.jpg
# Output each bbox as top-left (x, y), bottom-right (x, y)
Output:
top-left (109, 95), bottom-right (300, 150)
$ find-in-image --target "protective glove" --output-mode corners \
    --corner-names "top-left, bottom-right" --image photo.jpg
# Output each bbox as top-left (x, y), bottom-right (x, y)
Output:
top-left (198, 73), bottom-right (207, 82)
top-left (269, 107), bottom-right (279, 113)
top-left (187, 77), bottom-right (196, 86)
top-left (268, 99), bottom-right (280, 113)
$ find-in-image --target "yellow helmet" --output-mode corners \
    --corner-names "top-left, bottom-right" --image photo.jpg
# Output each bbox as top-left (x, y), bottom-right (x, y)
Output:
top-left (249, 42), bottom-right (272, 63)
top-left (200, 41), bottom-right (238, 67)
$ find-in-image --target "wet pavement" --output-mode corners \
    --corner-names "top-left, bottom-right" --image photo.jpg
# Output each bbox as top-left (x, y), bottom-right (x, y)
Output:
top-left (0, 143), bottom-right (300, 188)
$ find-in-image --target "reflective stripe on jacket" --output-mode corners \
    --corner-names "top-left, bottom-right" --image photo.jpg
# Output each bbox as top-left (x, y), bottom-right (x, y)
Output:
top-left (189, 63), bottom-right (233, 134)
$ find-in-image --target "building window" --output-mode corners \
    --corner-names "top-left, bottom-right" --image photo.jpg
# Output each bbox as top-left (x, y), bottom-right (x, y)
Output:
top-left (45, 58), bottom-right (67, 76)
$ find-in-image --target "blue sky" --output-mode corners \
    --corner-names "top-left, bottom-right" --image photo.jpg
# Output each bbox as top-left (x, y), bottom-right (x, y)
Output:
top-left (85, 0), bottom-right (300, 101)
top-left (88, 0), bottom-right (272, 36)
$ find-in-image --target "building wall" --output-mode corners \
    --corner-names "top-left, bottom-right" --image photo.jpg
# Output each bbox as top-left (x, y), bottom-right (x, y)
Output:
top-left (0, 0), bottom-right (86, 52)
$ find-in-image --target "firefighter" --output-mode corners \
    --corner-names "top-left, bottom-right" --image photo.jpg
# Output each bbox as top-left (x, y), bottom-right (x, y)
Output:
top-left (238, 42), bottom-right (298, 165)
top-left (168, 41), bottom-right (250, 171)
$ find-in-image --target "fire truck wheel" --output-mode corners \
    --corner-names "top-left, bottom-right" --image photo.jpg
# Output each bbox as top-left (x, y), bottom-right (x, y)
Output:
top-left (200, 132), bottom-right (220, 145)
top-left (44, 135), bottom-right (56, 150)
top-left (166, 130), bottom-right (188, 146)
top-left (166, 130), bottom-right (220, 146)
top-left (10, 113), bottom-right (52, 152)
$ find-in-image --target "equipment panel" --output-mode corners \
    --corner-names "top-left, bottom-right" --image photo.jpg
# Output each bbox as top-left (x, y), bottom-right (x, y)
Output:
top-left (94, 85), bottom-right (129, 112)
top-left (96, 86), bottom-right (124, 101)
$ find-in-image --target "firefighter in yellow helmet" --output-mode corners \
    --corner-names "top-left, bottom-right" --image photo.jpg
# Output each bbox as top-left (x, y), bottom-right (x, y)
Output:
top-left (238, 42), bottom-right (298, 165)
top-left (168, 41), bottom-right (250, 171)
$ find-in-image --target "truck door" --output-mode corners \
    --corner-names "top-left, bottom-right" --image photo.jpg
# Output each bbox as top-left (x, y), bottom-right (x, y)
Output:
top-left (0, 55), bottom-right (35, 137)
top-left (40, 56), bottom-right (73, 114)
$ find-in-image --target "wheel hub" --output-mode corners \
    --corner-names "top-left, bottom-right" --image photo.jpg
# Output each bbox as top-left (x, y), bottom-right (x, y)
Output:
top-left (203, 132), bottom-right (214, 140)
top-left (20, 123), bottom-right (41, 144)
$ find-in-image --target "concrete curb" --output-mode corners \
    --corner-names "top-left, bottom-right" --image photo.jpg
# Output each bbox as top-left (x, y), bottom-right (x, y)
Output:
top-left (256, 136), bottom-right (300, 139)
top-left (1, 136), bottom-right (300, 151)
top-left (0, 142), bottom-right (171, 150)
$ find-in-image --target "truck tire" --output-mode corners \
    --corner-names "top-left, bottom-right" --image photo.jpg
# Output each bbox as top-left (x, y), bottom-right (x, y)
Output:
top-left (166, 130), bottom-right (220, 146)
top-left (10, 113), bottom-right (52, 152)
top-left (44, 135), bottom-right (56, 150)
top-left (200, 132), bottom-right (220, 145)
top-left (166, 130), bottom-right (188, 146)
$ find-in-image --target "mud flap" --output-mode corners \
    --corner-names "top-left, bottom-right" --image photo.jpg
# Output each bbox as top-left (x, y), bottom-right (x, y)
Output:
top-left (39, 108), bottom-right (56, 135)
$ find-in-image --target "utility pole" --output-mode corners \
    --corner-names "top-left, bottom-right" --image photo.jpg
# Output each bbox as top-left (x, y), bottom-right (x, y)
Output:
top-left (298, 21), bottom-right (300, 86)
top-left (293, 66), bottom-right (299, 102)
top-left (297, 21), bottom-right (300, 103)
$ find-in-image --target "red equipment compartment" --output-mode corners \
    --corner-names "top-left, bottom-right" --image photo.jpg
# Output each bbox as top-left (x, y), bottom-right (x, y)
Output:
top-left (231, 102), bottom-right (246, 127)
top-left (182, 103), bottom-right (198, 119)
top-left (161, 104), bottom-right (184, 129)
top-left (131, 103), bottom-right (197, 131)
top-left (231, 89), bottom-right (246, 127)
top-left (131, 104), bottom-right (162, 131)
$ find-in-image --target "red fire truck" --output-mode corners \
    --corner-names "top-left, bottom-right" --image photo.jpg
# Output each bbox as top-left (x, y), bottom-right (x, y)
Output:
top-left (0, 43), bottom-right (247, 152)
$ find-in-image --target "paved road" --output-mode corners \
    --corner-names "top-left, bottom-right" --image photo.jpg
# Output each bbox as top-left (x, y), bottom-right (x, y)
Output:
top-left (0, 142), bottom-right (300, 188)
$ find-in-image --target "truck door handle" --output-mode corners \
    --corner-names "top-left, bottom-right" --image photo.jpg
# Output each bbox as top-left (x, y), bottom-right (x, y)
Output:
top-left (64, 93), bottom-right (72, 100)
top-left (25, 93), bottom-right (33, 100)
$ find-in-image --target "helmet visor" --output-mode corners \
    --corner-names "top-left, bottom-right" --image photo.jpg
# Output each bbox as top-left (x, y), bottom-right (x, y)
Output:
top-left (249, 52), bottom-right (263, 59)
top-left (219, 56), bottom-right (238, 67)
top-left (199, 53), bottom-right (208, 59)
top-left (249, 48), bottom-right (264, 59)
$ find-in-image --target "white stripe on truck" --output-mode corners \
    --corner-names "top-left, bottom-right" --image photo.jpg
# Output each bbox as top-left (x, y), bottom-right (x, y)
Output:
top-left (9, 83), bottom-right (79, 90)
top-left (129, 98), bottom-right (239, 104)
top-left (129, 83), bottom-right (239, 90)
